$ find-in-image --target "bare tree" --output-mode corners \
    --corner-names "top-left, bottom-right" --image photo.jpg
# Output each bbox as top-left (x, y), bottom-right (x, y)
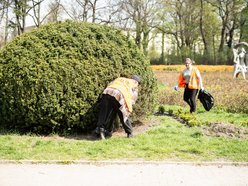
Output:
top-left (206, 0), bottom-right (246, 51)
top-left (105, 0), bottom-right (158, 55)
top-left (44, 0), bottom-right (63, 23)
top-left (61, 0), bottom-right (99, 23)
top-left (89, 0), bottom-right (97, 22)
top-left (0, 0), bottom-right (11, 45)
top-left (29, 0), bottom-right (47, 27)
top-left (1, 0), bottom-right (39, 36)
top-left (10, 0), bottom-right (33, 35)
top-left (177, 0), bottom-right (200, 49)
top-left (200, 0), bottom-right (209, 53)
top-left (199, 0), bottom-right (220, 58)
top-left (156, 0), bottom-right (201, 54)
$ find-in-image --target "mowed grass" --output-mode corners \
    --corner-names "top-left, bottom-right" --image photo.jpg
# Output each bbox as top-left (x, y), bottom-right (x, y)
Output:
top-left (0, 114), bottom-right (248, 162)
top-left (0, 66), bottom-right (248, 162)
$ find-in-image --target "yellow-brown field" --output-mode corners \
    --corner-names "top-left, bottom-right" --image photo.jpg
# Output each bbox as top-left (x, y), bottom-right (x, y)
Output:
top-left (152, 65), bottom-right (248, 114)
top-left (151, 65), bottom-right (233, 72)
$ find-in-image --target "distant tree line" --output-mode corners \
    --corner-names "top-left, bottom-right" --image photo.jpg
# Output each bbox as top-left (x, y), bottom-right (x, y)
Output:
top-left (0, 0), bottom-right (248, 65)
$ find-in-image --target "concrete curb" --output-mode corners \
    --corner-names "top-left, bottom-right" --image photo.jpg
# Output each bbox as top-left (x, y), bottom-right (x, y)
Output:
top-left (0, 160), bottom-right (248, 166)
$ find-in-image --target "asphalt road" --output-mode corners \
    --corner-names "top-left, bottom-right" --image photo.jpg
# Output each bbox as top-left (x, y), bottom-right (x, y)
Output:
top-left (0, 161), bottom-right (248, 186)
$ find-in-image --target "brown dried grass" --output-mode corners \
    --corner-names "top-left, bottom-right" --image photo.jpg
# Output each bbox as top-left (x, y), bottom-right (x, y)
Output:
top-left (154, 69), bottom-right (248, 114)
top-left (151, 65), bottom-right (233, 72)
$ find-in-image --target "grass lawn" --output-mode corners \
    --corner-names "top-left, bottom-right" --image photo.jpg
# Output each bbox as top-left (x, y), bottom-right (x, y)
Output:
top-left (1, 69), bottom-right (247, 162)
top-left (1, 110), bottom-right (248, 162)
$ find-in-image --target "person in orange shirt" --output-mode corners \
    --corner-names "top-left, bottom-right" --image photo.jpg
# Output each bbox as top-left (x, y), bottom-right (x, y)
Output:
top-left (174, 58), bottom-right (204, 113)
top-left (95, 75), bottom-right (141, 140)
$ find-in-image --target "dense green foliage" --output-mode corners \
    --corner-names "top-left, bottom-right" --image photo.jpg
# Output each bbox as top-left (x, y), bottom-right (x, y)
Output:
top-left (240, 5), bottom-right (248, 42)
top-left (149, 47), bottom-right (234, 65)
top-left (0, 20), bottom-right (157, 134)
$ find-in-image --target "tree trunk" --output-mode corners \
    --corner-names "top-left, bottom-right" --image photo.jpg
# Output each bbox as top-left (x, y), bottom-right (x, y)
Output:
top-left (219, 25), bottom-right (225, 52)
top-left (135, 18), bottom-right (142, 48)
top-left (199, 0), bottom-right (209, 53)
top-left (142, 22), bottom-right (150, 56)
top-left (212, 34), bottom-right (217, 65)
top-left (161, 31), bottom-right (165, 64)
top-left (227, 25), bottom-right (235, 48)
top-left (90, 0), bottom-right (97, 23)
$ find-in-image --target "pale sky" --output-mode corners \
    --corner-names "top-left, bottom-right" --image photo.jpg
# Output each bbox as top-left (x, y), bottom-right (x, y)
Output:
top-left (26, 0), bottom-right (108, 26)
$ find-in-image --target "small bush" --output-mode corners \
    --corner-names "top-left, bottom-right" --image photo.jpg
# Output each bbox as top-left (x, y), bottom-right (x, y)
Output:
top-left (241, 120), bottom-right (248, 127)
top-left (168, 109), bottom-right (173, 116)
top-left (175, 110), bottom-right (202, 127)
top-left (158, 105), bottom-right (165, 114)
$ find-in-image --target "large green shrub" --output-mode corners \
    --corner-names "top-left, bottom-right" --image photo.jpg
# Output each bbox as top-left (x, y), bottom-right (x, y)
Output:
top-left (0, 20), bottom-right (157, 134)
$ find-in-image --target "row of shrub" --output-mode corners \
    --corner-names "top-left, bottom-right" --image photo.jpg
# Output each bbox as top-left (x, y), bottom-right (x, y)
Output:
top-left (149, 47), bottom-right (235, 65)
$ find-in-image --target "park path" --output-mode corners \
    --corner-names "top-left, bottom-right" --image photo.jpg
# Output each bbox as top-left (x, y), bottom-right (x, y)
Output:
top-left (0, 161), bottom-right (248, 186)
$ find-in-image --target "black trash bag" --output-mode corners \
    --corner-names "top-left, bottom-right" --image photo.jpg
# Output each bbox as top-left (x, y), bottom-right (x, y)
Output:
top-left (198, 89), bottom-right (214, 111)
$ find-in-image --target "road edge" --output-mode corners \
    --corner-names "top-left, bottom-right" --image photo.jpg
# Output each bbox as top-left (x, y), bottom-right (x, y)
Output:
top-left (0, 160), bottom-right (248, 166)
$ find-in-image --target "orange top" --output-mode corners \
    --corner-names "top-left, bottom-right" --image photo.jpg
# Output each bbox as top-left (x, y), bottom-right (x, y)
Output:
top-left (107, 77), bottom-right (138, 112)
top-left (178, 67), bottom-right (199, 89)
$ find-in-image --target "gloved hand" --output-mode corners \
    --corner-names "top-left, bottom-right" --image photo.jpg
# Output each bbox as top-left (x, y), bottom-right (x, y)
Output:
top-left (174, 85), bottom-right (179, 91)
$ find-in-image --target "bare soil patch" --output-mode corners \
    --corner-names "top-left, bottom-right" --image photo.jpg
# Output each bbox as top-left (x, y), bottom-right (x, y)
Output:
top-left (202, 122), bottom-right (248, 139)
top-left (57, 117), bottom-right (162, 141)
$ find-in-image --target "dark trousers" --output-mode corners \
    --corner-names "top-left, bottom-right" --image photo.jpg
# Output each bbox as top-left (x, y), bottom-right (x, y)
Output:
top-left (97, 94), bottom-right (132, 135)
top-left (183, 85), bottom-right (198, 113)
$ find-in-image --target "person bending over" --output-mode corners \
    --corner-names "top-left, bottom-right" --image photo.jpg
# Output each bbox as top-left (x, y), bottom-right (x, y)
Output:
top-left (95, 75), bottom-right (141, 139)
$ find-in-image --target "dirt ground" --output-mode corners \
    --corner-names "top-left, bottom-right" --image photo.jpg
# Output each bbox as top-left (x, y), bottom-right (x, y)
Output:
top-left (64, 116), bottom-right (161, 140)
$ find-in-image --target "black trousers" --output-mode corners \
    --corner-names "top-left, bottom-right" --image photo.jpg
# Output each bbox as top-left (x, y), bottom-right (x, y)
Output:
top-left (183, 85), bottom-right (198, 113)
top-left (97, 94), bottom-right (132, 134)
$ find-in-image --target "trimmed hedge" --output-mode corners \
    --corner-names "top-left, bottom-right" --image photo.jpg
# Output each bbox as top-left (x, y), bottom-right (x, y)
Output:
top-left (0, 20), bottom-right (157, 134)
